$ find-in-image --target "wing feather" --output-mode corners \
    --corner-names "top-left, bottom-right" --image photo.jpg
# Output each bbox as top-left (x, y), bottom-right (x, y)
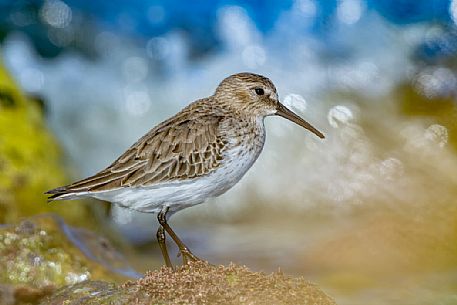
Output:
top-left (46, 100), bottom-right (227, 198)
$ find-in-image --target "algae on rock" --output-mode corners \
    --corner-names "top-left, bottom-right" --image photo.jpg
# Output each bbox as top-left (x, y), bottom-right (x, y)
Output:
top-left (0, 214), bottom-right (138, 305)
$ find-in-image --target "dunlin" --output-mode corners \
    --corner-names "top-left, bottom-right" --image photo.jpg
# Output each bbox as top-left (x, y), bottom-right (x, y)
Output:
top-left (46, 73), bottom-right (324, 267)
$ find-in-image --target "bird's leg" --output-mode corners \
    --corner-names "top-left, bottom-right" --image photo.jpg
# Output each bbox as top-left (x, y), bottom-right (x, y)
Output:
top-left (156, 226), bottom-right (173, 268)
top-left (157, 207), bottom-right (201, 264)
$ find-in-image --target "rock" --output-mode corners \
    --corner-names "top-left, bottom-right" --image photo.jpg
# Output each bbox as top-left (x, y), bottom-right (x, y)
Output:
top-left (42, 260), bottom-right (336, 305)
top-left (0, 61), bottom-right (94, 225)
top-left (0, 214), bottom-right (139, 305)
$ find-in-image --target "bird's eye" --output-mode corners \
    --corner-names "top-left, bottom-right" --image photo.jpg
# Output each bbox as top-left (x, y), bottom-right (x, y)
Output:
top-left (255, 88), bottom-right (264, 95)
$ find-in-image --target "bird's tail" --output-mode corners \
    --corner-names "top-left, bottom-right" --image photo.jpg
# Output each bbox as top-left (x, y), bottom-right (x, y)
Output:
top-left (44, 186), bottom-right (83, 202)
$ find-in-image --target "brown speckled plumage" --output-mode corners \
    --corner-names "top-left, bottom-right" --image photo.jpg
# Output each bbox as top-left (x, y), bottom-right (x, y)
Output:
top-left (55, 103), bottom-right (227, 192)
top-left (46, 73), bottom-right (294, 198)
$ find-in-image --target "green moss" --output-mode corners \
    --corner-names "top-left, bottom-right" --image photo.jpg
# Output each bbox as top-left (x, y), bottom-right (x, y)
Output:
top-left (0, 59), bottom-right (93, 225)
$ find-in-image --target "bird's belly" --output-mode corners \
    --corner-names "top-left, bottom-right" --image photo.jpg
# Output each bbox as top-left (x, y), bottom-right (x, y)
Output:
top-left (92, 178), bottom-right (220, 213)
top-left (91, 144), bottom-right (262, 214)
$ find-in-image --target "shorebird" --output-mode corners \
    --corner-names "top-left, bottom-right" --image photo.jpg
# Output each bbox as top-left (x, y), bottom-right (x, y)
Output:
top-left (46, 72), bottom-right (324, 267)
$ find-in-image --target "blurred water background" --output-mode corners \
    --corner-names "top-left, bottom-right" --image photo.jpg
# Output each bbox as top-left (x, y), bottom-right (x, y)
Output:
top-left (1, 0), bottom-right (457, 304)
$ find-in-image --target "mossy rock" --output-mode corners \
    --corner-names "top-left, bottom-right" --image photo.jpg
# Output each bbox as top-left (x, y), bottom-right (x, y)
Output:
top-left (42, 261), bottom-right (336, 305)
top-left (0, 214), bottom-right (138, 305)
top-left (0, 59), bottom-right (94, 225)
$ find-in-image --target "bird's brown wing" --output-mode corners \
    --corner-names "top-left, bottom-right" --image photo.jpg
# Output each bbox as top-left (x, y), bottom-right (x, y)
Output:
top-left (46, 109), bottom-right (227, 198)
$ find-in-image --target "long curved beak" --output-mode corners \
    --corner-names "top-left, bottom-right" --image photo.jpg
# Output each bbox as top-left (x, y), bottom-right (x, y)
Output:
top-left (276, 103), bottom-right (325, 139)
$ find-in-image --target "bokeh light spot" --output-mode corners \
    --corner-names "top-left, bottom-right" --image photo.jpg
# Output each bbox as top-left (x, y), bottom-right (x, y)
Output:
top-left (379, 158), bottom-right (404, 181)
top-left (424, 124), bottom-right (448, 148)
top-left (295, 0), bottom-right (317, 18)
top-left (327, 105), bottom-right (354, 128)
top-left (415, 67), bottom-right (456, 98)
top-left (146, 37), bottom-right (170, 60)
top-left (337, 0), bottom-right (363, 25)
top-left (283, 94), bottom-right (307, 112)
top-left (450, 0), bottom-right (457, 25)
top-left (218, 6), bottom-right (259, 49)
top-left (39, 0), bottom-right (72, 29)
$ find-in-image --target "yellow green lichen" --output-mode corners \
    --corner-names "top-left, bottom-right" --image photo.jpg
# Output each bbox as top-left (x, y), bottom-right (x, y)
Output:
top-left (0, 59), bottom-right (93, 225)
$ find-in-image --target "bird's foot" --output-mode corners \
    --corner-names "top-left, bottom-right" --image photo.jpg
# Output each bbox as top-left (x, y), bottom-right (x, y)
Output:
top-left (178, 247), bottom-right (202, 264)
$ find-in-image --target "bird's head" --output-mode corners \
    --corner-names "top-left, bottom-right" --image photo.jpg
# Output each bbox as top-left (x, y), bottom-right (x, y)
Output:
top-left (215, 72), bottom-right (325, 139)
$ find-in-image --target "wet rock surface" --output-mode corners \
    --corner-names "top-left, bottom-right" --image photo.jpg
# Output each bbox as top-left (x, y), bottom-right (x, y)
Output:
top-left (40, 281), bottom-right (133, 305)
top-left (42, 261), bottom-right (336, 305)
top-left (0, 214), bottom-right (138, 305)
